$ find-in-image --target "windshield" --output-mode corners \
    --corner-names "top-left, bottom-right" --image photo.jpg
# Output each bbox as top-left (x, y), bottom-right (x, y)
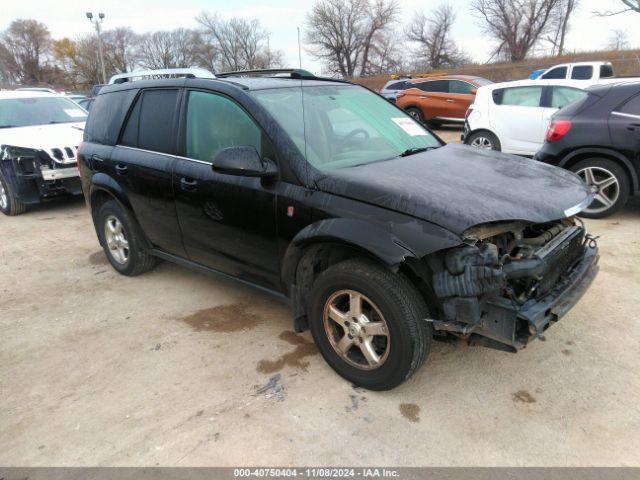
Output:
top-left (252, 85), bottom-right (441, 171)
top-left (0, 96), bottom-right (87, 128)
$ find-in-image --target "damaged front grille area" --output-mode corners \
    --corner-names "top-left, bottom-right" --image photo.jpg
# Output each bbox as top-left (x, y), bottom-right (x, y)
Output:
top-left (428, 219), bottom-right (592, 351)
top-left (47, 146), bottom-right (78, 165)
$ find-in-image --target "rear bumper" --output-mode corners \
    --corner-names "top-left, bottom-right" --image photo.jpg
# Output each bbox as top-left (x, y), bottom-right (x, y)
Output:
top-left (468, 245), bottom-right (599, 351)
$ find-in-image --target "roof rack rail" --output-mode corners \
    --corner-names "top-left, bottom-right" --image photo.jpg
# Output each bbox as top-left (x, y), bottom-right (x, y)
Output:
top-left (216, 68), bottom-right (317, 79)
top-left (108, 68), bottom-right (216, 85)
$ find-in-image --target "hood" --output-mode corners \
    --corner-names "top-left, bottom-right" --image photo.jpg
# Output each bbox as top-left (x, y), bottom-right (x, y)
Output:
top-left (315, 144), bottom-right (591, 235)
top-left (0, 122), bottom-right (85, 164)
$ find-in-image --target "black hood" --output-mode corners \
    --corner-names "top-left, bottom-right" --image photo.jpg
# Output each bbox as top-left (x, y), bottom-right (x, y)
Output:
top-left (315, 144), bottom-right (591, 235)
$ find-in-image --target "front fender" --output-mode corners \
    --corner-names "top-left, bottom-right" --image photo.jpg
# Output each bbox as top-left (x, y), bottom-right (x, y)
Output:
top-left (281, 217), bottom-right (462, 286)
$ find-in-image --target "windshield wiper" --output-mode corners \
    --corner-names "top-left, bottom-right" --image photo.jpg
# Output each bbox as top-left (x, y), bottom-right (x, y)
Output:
top-left (398, 146), bottom-right (439, 157)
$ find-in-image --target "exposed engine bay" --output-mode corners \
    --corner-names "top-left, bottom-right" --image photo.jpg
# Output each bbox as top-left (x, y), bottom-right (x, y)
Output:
top-left (426, 218), bottom-right (599, 352)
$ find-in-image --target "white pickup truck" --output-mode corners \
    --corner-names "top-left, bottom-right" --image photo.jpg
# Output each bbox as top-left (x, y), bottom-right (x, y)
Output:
top-left (533, 61), bottom-right (640, 85)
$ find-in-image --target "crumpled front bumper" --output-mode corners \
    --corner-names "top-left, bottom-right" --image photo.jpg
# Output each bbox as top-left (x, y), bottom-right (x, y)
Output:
top-left (468, 244), bottom-right (599, 352)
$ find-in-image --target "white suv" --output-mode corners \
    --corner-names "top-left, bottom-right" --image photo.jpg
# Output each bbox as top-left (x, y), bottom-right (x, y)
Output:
top-left (463, 79), bottom-right (586, 156)
top-left (0, 91), bottom-right (87, 215)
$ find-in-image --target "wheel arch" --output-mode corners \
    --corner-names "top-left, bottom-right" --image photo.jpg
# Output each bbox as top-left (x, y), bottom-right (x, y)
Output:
top-left (560, 148), bottom-right (638, 193)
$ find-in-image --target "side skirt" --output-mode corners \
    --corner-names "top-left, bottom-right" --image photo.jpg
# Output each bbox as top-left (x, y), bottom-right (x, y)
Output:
top-left (150, 249), bottom-right (290, 305)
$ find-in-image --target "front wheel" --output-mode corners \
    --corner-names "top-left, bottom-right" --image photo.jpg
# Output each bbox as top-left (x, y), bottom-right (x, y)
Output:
top-left (308, 258), bottom-right (432, 390)
top-left (0, 173), bottom-right (27, 216)
top-left (570, 158), bottom-right (630, 219)
top-left (466, 130), bottom-right (501, 151)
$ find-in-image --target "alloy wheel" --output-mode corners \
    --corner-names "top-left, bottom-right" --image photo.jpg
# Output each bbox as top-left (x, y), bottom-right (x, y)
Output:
top-left (577, 166), bottom-right (620, 215)
top-left (322, 289), bottom-right (390, 370)
top-left (470, 136), bottom-right (493, 149)
top-left (104, 215), bottom-right (130, 264)
top-left (0, 181), bottom-right (7, 210)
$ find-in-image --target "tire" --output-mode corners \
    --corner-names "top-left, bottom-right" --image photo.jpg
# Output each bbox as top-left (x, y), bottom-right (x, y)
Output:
top-left (96, 199), bottom-right (156, 276)
top-left (405, 107), bottom-right (425, 124)
top-left (466, 130), bottom-right (501, 151)
top-left (570, 158), bottom-right (630, 219)
top-left (308, 258), bottom-right (432, 391)
top-left (0, 172), bottom-right (27, 216)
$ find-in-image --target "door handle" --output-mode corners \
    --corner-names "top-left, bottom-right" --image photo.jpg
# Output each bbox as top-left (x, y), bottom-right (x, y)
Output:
top-left (90, 154), bottom-right (105, 170)
top-left (446, 99), bottom-right (455, 103)
top-left (180, 177), bottom-right (198, 191)
top-left (91, 154), bottom-right (104, 163)
top-left (115, 164), bottom-right (128, 175)
top-left (419, 96), bottom-right (428, 99)
top-left (627, 123), bottom-right (640, 131)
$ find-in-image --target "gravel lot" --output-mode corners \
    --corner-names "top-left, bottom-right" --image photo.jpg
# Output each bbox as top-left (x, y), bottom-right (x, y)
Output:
top-left (1, 128), bottom-right (639, 466)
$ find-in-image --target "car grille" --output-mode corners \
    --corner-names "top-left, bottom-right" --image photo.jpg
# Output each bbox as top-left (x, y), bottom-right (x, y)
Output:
top-left (47, 146), bottom-right (78, 165)
top-left (536, 226), bottom-right (585, 298)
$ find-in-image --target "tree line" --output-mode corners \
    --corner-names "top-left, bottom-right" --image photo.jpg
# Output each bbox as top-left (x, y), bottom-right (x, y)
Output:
top-left (0, 0), bottom-right (637, 90)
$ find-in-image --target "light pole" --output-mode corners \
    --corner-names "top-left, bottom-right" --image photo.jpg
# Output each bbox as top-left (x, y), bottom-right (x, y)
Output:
top-left (86, 12), bottom-right (107, 84)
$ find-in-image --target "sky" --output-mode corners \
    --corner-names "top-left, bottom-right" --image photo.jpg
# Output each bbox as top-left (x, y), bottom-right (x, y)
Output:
top-left (1, 0), bottom-right (639, 75)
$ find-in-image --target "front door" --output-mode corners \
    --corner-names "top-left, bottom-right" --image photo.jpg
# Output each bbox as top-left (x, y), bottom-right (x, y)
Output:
top-left (173, 90), bottom-right (280, 290)
top-left (609, 93), bottom-right (640, 161)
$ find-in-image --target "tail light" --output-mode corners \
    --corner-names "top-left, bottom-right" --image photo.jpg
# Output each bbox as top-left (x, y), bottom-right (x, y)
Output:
top-left (465, 107), bottom-right (473, 120)
top-left (546, 120), bottom-right (572, 142)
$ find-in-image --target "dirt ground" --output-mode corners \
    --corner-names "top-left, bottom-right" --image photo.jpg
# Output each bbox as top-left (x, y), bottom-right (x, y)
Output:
top-left (1, 129), bottom-right (639, 466)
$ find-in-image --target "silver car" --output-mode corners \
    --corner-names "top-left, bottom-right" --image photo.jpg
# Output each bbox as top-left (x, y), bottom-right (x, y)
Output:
top-left (379, 78), bottom-right (412, 102)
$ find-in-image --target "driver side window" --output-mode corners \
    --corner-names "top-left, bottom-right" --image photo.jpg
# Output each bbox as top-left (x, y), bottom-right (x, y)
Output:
top-left (185, 91), bottom-right (261, 162)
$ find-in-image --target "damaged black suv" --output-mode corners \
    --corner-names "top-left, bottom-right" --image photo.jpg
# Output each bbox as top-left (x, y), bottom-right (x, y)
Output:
top-left (79, 68), bottom-right (599, 390)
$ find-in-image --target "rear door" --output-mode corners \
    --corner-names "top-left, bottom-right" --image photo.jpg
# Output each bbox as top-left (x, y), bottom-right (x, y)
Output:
top-left (172, 89), bottom-right (280, 289)
top-left (490, 85), bottom-right (544, 154)
top-left (610, 93), bottom-right (640, 164)
top-left (110, 88), bottom-right (185, 256)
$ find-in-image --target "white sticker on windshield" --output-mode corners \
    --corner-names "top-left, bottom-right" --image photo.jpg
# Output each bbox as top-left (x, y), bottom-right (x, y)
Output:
top-left (64, 109), bottom-right (86, 117)
top-left (392, 117), bottom-right (428, 136)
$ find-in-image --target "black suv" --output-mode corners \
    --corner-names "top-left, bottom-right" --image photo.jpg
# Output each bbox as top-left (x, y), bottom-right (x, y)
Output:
top-left (79, 68), bottom-right (599, 390)
top-left (537, 81), bottom-right (640, 218)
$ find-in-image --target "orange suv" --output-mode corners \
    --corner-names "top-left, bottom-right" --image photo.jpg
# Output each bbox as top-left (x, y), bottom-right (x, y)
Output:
top-left (395, 75), bottom-right (492, 127)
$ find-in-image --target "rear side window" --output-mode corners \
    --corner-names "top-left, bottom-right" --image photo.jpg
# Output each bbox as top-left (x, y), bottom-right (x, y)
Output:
top-left (600, 64), bottom-right (614, 78)
top-left (119, 89), bottom-right (179, 154)
top-left (618, 94), bottom-right (640, 115)
top-left (185, 91), bottom-right (261, 162)
top-left (493, 86), bottom-right (543, 107)
top-left (571, 66), bottom-right (593, 80)
top-left (417, 80), bottom-right (449, 93)
top-left (541, 67), bottom-right (567, 80)
top-left (550, 87), bottom-right (586, 109)
top-left (449, 80), bottom-right (475, 94)
top-left (84, 89), bottom-right (137, 145)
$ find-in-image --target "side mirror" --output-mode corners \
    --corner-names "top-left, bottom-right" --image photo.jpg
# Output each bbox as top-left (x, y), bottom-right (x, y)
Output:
top-left (470, 89), bottom-right (478, 95)
top-left (211, 146), bottom-right (277, 178)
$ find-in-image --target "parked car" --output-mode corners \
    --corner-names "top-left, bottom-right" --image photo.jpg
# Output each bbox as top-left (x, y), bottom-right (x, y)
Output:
top-left (379, 77), bottom-right (412, 102)
top-left (395, 75), bottom-right (493, 126)
top-left (76, 97), bottom-right (95, 112)
top-left (79, 68), bottom-right (599, 390)
top-left (15, 87), bottom-right (60, 94)
top-left (463, 79), bottom-right (587, 155)
top-left (536, 80), bottom-right (640, 218)
top-left (533, 61), bottom-right (640, 85)
top-left (0, 91), bottom-right (87, 215)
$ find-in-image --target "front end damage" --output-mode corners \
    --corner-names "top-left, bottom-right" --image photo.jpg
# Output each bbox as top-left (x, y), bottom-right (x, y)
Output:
top-left (0, 145), bottom-right (82, 204)
top-left (424, 218), bottom-right (599, 352)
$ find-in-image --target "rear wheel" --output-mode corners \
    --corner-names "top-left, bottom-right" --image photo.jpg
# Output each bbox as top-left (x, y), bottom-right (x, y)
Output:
top-left (97, 199), bottom-right (156, 275)
top-left (570, 158), bottom-right (630, 218)
top-left (466, 130), bottom-right (501, 151)
top-left (0, 173), bottom-right (27, 216)
top-left (308, 258), bottom-right (432, 390)
top-left (405, 107), bottom-right (425, 124)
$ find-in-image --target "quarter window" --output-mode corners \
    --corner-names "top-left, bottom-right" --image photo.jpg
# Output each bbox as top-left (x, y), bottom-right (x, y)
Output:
top-left (185, 91), bottom-right (262, 162)
top-left (493, 86), bottom-right (543, 107)
top-left (571, 66), bottom-right (593, 80)
top-left (550, 87), bottom-right (586, 109)
top-left (600, 64), bottom-right (614, 78)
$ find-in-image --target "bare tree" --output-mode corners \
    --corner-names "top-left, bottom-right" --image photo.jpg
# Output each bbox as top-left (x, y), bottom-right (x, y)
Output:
top-left (595, 0), bottom-right (640, 15)
top-left (0, 19), bottom-right (51, 84)
top-left (196, 13), bottom-right (282, 72)
top-left (102, 27), bottom-right (139, 74)
top-left (471, 0), bottom-right (561, 62)
top-left (607, 29), bottom-right (630, 50)
top-left (137, 29), bottom-right (199, 69)
top-left (406, 3), bottom-right (467, 69)
top-left (546, 0), bottom-right (579, 56)
top-left (305, 0), bottom-right (398, 77)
